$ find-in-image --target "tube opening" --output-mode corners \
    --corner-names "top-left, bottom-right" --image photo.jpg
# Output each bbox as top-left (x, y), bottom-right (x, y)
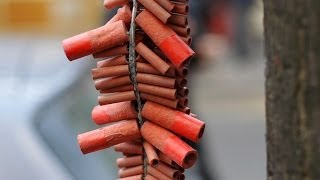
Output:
top-left (182, 151), bottom-right (197, 168)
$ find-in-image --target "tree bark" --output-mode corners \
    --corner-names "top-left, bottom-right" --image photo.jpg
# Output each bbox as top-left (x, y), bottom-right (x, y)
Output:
top-left (264, 1), bottom-right (320, 180)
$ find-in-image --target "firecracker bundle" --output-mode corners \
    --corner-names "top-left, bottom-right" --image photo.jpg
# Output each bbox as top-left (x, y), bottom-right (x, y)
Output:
top-left (62, 0), bottom-right (205, 179)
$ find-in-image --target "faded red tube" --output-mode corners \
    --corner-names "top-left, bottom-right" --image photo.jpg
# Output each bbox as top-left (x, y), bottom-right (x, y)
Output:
top-left (91, 101), bottom-right (137, 125)
top-left (137, 73), bottom-right (176, 88)
top-left (176, 66), bottom-right (188, 77)
top-left (135, 10), bottom-right (194, 68)
top-left (63, 21), bottom-right (128, 61)
top-left (107, 4), bottom-right (132, 26)
top-left (147, 166), bottom-right (171, 180)
top-left (78, 119), bottom-right (140, 154)
top-left (118, 174), bottom-right (143, 180)
top-left (177, 87), bottom-right (189, 97)
top-left (138, 83), bottom-right (176, 100)
top-left (135, 42), bottom-right (171, 75)
top-left (93, 44), bottom-right (128, 59)
top-left (117, 156), bottom-right (144, 168)
top-left (100, 84), bottom-right (134, 93)
top-left (141, 121), bottom-right (198, 168)
top-left (138, 0), bottom-right (171, 23)
top-left (98, 91), bottom-right (136, 105)
top-left (144, 174), bottom-right (158, 180)
top-left (172, 2), bottom-right (189, 15)
top-left (92, 65), bottom-right (129, 79)
top-left (168, 15), bottom-right (188, 27)
top-left (154, 0), bottom-right (175, 12)
top-left (118, 166), bottom-right (144, 178)
top-left (168, 24), bottom-right (190, 37)
top-left (143, 141), bottom-right (159, 167)
top-left (97, 55), bottom-right (127, 67)
top-left (176, 78), bottom-right (187, 88)
top-left (95, 76), bottom-right (131, 90)
top-left (140, 92), bottom-right (178, 109)
top-left (137, 62), bottom-right (163, 76)
top-left (177, 106), bottom-right (191, 115)
top-left (158, 152), bottom-right (174, 165)
top-left (155, 162), bottom-right (180, 179)
top-left (114, 142), bottom-right (143, 155)
top-left (142, 101), bottom-right (205, 142)
top-left (104, 0), bottom-right (129, 9)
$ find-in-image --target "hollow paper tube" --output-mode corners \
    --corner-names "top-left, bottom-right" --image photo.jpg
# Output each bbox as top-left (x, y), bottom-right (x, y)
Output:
top-left (155, 162), bottom-right (180, 179)
top-left (98, 91), bottom-right (136, 105)
top-left (176, 67), bottom-right (188, 77)
top-left (179, 36), bottom-right (192, 45)
top-left (159, 152), bottom-right (174, 165)
top-left (117, 156), bottom-right (144, 168)
top-left (147, 166), bottom-right (171, 180)
top-left (143, 141), bottom-right (160, 167)
top-left (97, 55), bottom-right (127, 67)
top-left (114, 142), bottom-right (143, 155)
top-left (140, 92), bottom-right (178, 109)
top-left (168, 15), bottom-right (188, 27)
top-left (136, 10), bottom-right (194, 67)
top-left (145, 174), bottom-right (158, 180)
top-left (107, 4), bottom-right (132, 26)
top-left (137, 73), bottom-right (176, 88)
top-left (137, 0), bottom-right (171, 24)
top-left (177, 106), bottom-right (191, 115)
top-left (168, 24), bottom-right (190, 37)
top-left (100, 84), bottom-right (134, 93)
top-left (177, 87), bottom-right (189, 97)
top-left (92, 65), bottom-right (129, 79)
top-left (104, 0), bottom-right (129, 9)
top-left (178, 97), bottom-right (188, 107)
top-left (176, 78), bottom-right (187, 88)
top-left (135, 42), bottom-right (171, 75)
top-left (78, 120), bottom-right (140, 154)
top-left (118, 174), bottom-right (143, 180)
top-left (137, 63), bottom-right (161, 76)
top-left (93, 45), bottom-right (128, 59)
top-left (172, 3), bottom-right (189, 15)
top-left (138, 83), bottom-right (176, 100)
top-left (141, 121), bottom-right (198, 168)
top-left (91, 101), bottom-right (137, 125)
top-left (63, 21), bottom-right (128, 61)
top-left (95, 76), bottom-right (131, 90)
top-left (118, 166), bottom-right (144, 178)
top-left (142, 101), bottom-right (205, 142)
top-left (154, 0), bottom-right (174, 12)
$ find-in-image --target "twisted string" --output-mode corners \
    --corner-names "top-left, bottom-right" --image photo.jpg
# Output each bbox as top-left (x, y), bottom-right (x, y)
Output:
top-left (128, 1), bottom-right (148, 178)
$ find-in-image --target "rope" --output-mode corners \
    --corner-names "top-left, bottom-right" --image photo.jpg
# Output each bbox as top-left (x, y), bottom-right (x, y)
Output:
top-left (128, 1), bottom-right (147, 178)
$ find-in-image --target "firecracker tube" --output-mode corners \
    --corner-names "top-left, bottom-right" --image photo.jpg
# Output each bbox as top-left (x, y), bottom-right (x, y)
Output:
top-left (154, 0), bottom-right (175, 12)
top-left (106, 4), bottom-right (132, 26)
top-left (104, 0), bottom-right (129, 9)
top-left (142, 101), bottom-right (205, 142)
top-left (143, 141), bottom-right (159, 167)
top-left (117, 156), bottom-right (144, 168)
top-left (98, 91), bottom-right (136, 105)
top-left (147, 166), bottom-right (171, 180)
top-left (168, 14), bottom-right (188, 27)
top-left (138, 83), bottom-right (177, 100)
top-left (92, 65), bottom-right (129, 79)
top-left (63, 20), bottom-right (128, 61)
top-left (118, 165), bottom-right (144, 178)
top-left (140, 92), bottom-right (179, 109)
top-left (136, 73), bottom-right (176, 88)
top-left (114, 142), bottom-right (144, 154)
top-left (95, 76), bottom-right (131, 90)
top-left (155, 161), bottom-right (180, 179)
top-left (93, 45), bottom-right (128, 59)
top-left (137, 0), bottom-right (171, 23)
top-left (144, 174), bottom-right (158, 180)
top-left (100, 84), bottom-right (134, 93)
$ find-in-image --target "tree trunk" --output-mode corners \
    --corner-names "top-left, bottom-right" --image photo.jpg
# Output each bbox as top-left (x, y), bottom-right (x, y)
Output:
top-left (264, 1), bottom-right (320, 179)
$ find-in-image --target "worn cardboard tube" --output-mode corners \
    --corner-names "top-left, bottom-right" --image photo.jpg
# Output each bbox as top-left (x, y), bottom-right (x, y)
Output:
top-left (97, 55), bottom-right (128, 67)
top-left (168, 24), bottom-right (190, 37)
top-left (92, 101), bottom-right (137, 125)
top-left (179, 36), bottom-right (192, 45)
top-left (141, 121), bottom-right (198, 168)
top-left (107, 4), bottom-right (132, 26)
top-left (93, 44), bottom-right (128, 59)
top-left (140, 92), bottom-right (178, 109)
top-left (142, 101), bottom-right (205, 142)
top-left (78, 119), bottom-right (140, 154)
top-left (63, 21), bottom-right (128, 61)
top-left (138, 0), bottom-right (171, 23)
top-left (104, 0), bottom-right (129, 9)
top-left (137, 73), bottom-right (176, 88)
top-left (95, 76), bottom-right (131, 90)
top-left (168, 15), bottom-right (188, 27)
top-left (118, 174), bottom-right (143, 180)
top-left (177, 87), bottom-right (189, 97)
top-left (177, 106), bottom-right (191, 115)
top-left (155, 161), bottom-right (180, 179)
top-left (176, 67), bottom-right (188, 77)
top-left (100, 84), bottom-right (134, 93)
top-left (136, 10), bottom-right (194, 67)
top-left (143, 141), bottom-right (160, 167)
top-left (144, 174), bottom-right (158, 180)
top-left (172, 3), bottom-right (189, 15)
top-left (137, 62), bottom-right (175, 77)
top-left (154, 0), bottom-right (175, 12)
top-left (178, 97), bottom-right (188, 107)
top-left (117, 156), bottom-right (144, 168)
top-left (92, 65), bottom-right (129, 79)
top-left (98, 91), bottom-right (136, 105)
top-left (136, 42), bottom-right (171, 75)
top-left (176, 78), bottom-right (187, 88)
top-left (159, 152), bottom-right (174, 165)
top-left (138, 83), bottom-right (176, 100)
top-left (118, 165), bottom-right (144, 178)
top-left (147, 166), bottom-right (171, 180)
top-left (114, 142), bottom-right (143, 154)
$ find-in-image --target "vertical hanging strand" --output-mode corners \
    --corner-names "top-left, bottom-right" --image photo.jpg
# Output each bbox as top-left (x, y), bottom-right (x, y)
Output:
top-left (128, 0), bottom-right (147, 179)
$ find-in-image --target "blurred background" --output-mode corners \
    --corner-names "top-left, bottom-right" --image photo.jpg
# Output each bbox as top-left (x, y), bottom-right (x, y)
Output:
top-left (0, 0), bottom-right (265, 179)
